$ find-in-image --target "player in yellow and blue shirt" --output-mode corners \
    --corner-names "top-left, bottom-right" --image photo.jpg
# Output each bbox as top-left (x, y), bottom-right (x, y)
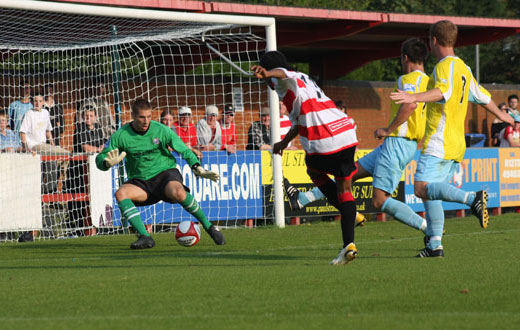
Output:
top-left (356, 38), bottom-right (430, 234)
top-left (391, 20), bottom-right (514, 258)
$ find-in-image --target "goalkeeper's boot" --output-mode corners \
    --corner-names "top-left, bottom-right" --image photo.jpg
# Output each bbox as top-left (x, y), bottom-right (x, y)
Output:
top-left (330, 243), bottom-right (357, 265)
top-left (355, 212), bottom-right (367, 227)
top-left (471, 190), bottom-right (489, 229)
top-left (130, 235), bottom-right (155, 249)
top-left (283, 178), bottom-right (302, 211)
top-left (206, 225), bottom-right (226, 245)
top-left (416, 246), bottom-right (444, 258)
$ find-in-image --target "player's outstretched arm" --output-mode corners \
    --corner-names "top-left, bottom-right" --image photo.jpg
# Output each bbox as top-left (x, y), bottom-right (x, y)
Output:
top-left (250, 66), bottom-right (287, 80)
top-left (375, 103), bottom-right (417, 139)
top-left (273, 126), bottom-right (298, 155)
top-left (391, 88), bottom-right (443, 104)
top-left (483, 100), bottom-right (514, 126)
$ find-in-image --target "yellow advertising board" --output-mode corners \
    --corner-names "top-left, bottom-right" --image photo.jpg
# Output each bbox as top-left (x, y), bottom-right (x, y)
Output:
top-left (261, 149), bottom-right (375, 185)
top-left (498, 148), bottom-right (520, 207)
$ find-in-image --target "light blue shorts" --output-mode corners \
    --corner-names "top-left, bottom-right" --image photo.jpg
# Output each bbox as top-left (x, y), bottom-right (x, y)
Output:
top-left (358, 137), bottom-right (418, 194)
top-left (414, 153), bottom-right (458, 184)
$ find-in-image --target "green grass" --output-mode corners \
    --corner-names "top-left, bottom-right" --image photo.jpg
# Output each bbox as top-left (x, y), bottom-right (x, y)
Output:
top-left (1, 214), bottom-right (520, 330)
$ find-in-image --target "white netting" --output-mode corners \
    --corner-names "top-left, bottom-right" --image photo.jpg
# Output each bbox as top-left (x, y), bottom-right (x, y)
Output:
top-left (0, 4), bottom-right (274, 242)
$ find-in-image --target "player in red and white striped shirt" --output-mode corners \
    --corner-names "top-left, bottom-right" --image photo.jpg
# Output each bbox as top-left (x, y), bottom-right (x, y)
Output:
top-left (252, 51), bottom-right (358, 265)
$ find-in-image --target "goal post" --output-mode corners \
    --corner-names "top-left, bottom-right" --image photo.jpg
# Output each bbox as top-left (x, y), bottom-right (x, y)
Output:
top-left (0, 0), bottom-right (285, 242)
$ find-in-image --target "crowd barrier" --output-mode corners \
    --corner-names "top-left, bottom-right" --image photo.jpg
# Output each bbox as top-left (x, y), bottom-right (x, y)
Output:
top-left (105, 147), bottom-right (520, 225)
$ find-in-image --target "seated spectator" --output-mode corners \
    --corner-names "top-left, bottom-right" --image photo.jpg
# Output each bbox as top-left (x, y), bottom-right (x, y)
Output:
top-left (197, 105), bottom-right (222, 151)
top-left (8, 80), bottom-right (33, 134)
top-left (0, 110), bottom-right (22, 152)
top-left (160, 109), bottom-right (175, 129)
top-left (507, 94), bottom-right (519, 116)
top-left (247, 107), bottom-right (271, 150)
top-left (44, 83), bottom-right (65, 146)
top-left (499, 113), bottom-right (520, 147)
top-left (279, 102), bottom-right (298, 150)
top-left (19, 91), bottom-right (69, 155)
top-left (220, 104), bottom-right (237, 153)
top-left (77, 82), bottom-right (116, 140)
top-left (171, 107), bottom-right (202, 159)
top-left (66, 107), bottom-right (106, 236)
top-left (491, 103), bottom-right (509, 146)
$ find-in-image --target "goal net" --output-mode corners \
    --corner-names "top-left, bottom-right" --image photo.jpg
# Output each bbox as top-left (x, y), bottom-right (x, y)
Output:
top-left (0, 0), bottom-right (281, 242)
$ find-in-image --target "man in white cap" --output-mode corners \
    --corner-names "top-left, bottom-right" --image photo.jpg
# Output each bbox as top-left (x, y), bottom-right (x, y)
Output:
top-left (197, 105), bottom-right (222, 151)
top-left (173, 106), bottom-right (202, 159)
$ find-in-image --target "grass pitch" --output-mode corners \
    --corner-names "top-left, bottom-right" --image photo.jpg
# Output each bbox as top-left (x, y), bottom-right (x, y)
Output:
top-left (1, 214), bottom-right (519, 330)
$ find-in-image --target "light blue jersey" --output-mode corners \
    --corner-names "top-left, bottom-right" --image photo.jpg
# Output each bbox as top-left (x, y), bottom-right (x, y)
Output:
top-left (8, 100), bottom-right (33, 133)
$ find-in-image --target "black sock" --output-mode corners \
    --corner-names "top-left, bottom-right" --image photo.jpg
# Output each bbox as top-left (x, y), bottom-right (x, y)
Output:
top-left (338, 201), bottom-right (356, 247)
top-left (317, 180), bottom-right (339, 208)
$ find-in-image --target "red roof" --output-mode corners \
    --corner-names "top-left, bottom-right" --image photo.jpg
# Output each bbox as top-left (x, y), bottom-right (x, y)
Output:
top-left (56, 0), bottom-right (520, 79)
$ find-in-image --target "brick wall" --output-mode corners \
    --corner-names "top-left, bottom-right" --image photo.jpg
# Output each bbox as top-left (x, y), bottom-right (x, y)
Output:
top-left (3, 77), bottom-right (518, 151)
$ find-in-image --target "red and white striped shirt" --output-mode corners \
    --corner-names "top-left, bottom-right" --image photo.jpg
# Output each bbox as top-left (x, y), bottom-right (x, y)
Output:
top-left (273, 68), bottom-right (358, 155)
top-left (280, 115), bottom-right (291, 140)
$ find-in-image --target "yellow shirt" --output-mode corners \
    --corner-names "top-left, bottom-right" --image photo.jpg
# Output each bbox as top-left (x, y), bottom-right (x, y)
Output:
top-left (389, 70), bottom-right (429, 141)
top-left (422, 56), bottom-right (491, 162)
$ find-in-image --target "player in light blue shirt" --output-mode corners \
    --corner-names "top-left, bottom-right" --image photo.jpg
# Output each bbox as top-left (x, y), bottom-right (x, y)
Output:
top-left (8, 82), bottom-right (33, 133)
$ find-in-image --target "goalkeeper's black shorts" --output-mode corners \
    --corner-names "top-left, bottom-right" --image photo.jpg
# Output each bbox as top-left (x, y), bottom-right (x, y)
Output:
top-left (125, 168), bottom-right (189, 206)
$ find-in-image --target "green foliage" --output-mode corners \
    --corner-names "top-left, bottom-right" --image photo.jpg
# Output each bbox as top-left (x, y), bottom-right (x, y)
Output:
top-left (1, 215), bottom-right (519, 329)
top-left (0, 52), bottom-right (147, 76)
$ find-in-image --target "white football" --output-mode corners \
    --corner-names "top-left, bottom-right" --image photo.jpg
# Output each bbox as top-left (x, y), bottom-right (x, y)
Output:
top-left (175, 221), bottom-right (201, 247)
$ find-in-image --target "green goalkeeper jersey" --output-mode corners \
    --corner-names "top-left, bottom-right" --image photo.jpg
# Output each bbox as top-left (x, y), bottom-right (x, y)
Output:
top-left (96, 120), bottom-right (200, 180)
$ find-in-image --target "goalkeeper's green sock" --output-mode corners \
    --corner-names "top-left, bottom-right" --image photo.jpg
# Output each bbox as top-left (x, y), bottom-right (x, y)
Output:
top-left (118, 198), bottom-right (150, 236)
top-left (180, 193), bottom-right (212, 230)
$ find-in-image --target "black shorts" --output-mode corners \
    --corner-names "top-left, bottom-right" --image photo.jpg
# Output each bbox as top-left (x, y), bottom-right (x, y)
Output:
top-left (305, 146), bottom-right (357, 180)
top-left (125, 168), bottom-right (189, 206)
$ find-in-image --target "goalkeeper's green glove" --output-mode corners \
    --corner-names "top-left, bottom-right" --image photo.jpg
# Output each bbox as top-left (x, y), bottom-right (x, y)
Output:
top-left (192, 164), bottom-right (219, 182)
top-left (104, 149), bottom-right (126, 168)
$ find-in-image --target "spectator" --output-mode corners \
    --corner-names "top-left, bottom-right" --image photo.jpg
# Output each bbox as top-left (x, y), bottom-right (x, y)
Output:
top-left (160, 109), bottom-right (176, 129)
top-left (66, 107), bottom-right (106, 235)
top-left (0, 110), bottom-right (22, 152)
top-left (247, 107), bottom-right (271, 150)
top-left (507, 94), bottom-right (519, 115)
top-left (220, 104), bottom-right (237, 153)
top-left (197, 105), bottom-right (222, 151)
top-left (499, 113), bottom-right (520, 147)
top-left (8, 80), bottom-right (33, 134)
top-left (491, 102), bottom-right (510, 146)
top-left (169, 107), bottom-right (202, 159)
top-left (19, 91), bottom-right (69, 155)
top-left (78, 82), bottom-right (116, 140)
top-left (335, 100), bottom-right (348, 115)
top-left (20, 90), bottom-right (69, 197)
top-left (279, 102), bottom-right (298, 150)
top-left (44, 83), bottom-right (65, 146)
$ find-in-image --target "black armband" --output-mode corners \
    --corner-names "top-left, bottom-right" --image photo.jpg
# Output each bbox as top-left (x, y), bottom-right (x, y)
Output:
top-left (191, 163), bottom-right (201, 171)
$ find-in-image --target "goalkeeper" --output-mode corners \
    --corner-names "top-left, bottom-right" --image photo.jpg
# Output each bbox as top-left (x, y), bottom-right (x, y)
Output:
top-left (96, 99), bottom-right (225, 249)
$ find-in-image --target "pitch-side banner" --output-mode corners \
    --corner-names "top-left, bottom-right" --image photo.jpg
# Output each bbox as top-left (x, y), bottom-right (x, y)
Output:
top-left (498, 148), bottom-right (520, 207)
top-left (261, 149), bottom-right (404, 216)
top-left (111, 151), bottom-right (263, 224)
top-left (404, 148), bottom-right (500, 212)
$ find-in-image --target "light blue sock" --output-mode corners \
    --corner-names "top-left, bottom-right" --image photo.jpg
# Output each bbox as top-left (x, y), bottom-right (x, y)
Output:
top-left (298, 187), bottom-right (325, 207)
top-left (381, 198), bottom-right (427, 232)
top-left (426, 182), bottom-right (475, 206)
top-left (423, 200), bottom-right (444, 249)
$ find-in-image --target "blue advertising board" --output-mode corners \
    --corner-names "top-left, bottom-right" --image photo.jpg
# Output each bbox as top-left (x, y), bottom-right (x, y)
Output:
top-left (404, 148), bottom-right (500, 212)
top-left (111, 151), bottom-right (263, 225)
